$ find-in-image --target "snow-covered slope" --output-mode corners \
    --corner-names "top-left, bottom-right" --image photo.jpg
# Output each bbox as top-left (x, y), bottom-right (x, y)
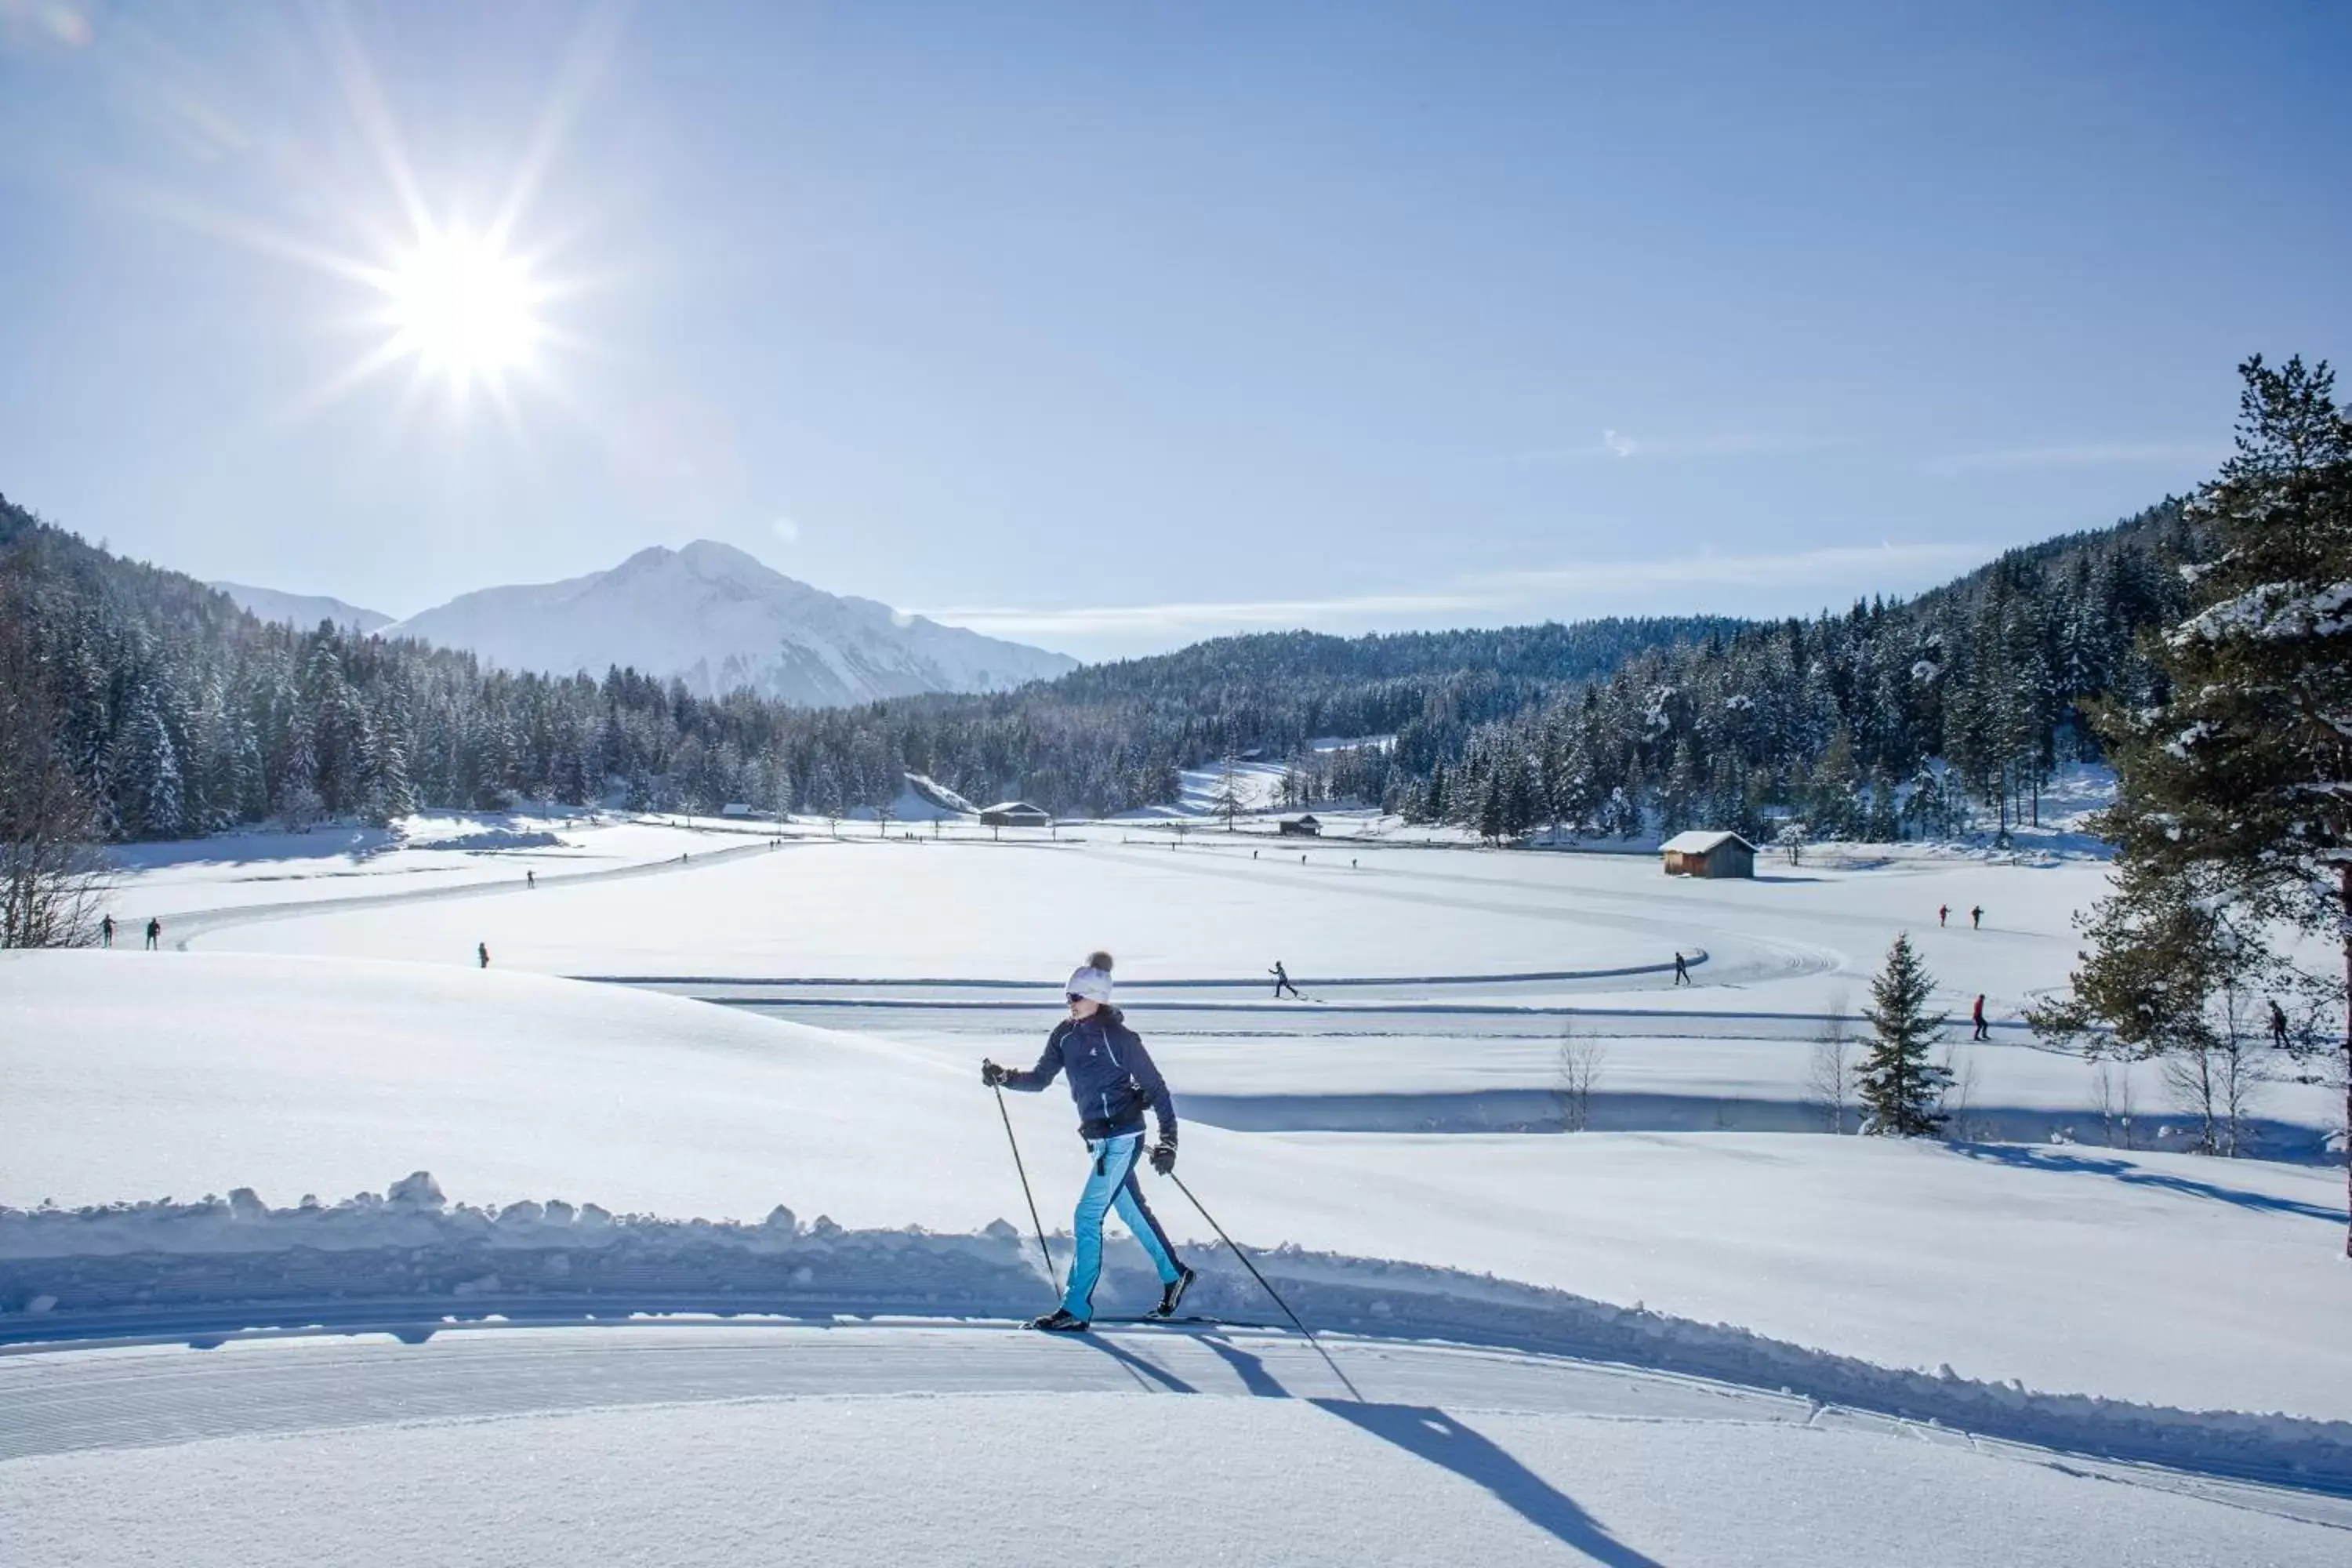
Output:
top-left (212, 582), bottom-right (391, 634)
top-left (382, 541), bottom-right (1076, 705)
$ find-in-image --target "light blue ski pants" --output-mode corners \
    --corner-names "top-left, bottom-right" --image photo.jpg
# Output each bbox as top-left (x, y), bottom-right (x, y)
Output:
top-left (1060, 1131), bottom-right (1182, 1318)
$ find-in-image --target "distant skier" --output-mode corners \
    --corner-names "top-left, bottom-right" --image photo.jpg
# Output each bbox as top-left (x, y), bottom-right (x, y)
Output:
top-left (526, 869), bottom-right (535, 889)
top-left (1938, 904), bottom-right (1949, 927)
top-left (477, 942), bottom-right (490, 969)
top-left (1970, 905), bottom-right (1983, 931)
top-left (2269, 1000), bottom-right (2290, 1051)
top-left (1971, 993), bottom-right (1988, 1041)
top-left (1270, 960), bottom-right (1301, 1000)
top-left (144, 916), bottom-right (161, 951)
top-left (100, 914), bottom-right (114, 949)
top-left (1673, 951), bottom-right (1691, 985)
top-left (982, 953), bottom-right (1191, 1332)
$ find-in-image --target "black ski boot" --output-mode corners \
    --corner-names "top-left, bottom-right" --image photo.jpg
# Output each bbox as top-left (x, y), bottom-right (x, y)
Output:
top-left (1028, 1308), bottom-right (1090, 1333)
top-left (1149, 1266), bottom-right (1197, 1320)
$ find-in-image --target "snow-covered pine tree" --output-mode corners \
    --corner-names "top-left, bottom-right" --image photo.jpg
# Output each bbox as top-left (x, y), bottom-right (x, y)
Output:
top-left (122, 697), bottom-right (185, 840)
top-left (762, 757), bottom-right (795, 821)
top-left (811, 761), bottom-right (844, 830)
top-left (1208, 754), bottom-right (1247, 830)
top-left (361, 717), bottom-right (416, 826)
top-left (2100, 354), bottom-right (2352, 1250)
top-left (1661, 736), bottom-right (1700, 837)
top-left (1857, 933), bottom-right (1951, 1136)
top-left (1475, 768), bottom-right (1505, 844)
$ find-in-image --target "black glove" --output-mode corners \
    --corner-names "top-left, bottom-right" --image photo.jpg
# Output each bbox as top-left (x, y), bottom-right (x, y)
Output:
top-left (982, 1061), bottom-right (1007, 1087)
top-left (1149, 1142), bottom-right (1176, 1175)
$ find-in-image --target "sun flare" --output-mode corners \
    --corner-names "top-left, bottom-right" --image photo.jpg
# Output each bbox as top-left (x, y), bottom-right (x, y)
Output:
top-left (379, 234), bottom-right (544, 390)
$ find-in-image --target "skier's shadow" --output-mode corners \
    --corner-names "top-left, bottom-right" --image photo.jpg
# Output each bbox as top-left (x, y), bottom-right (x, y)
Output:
top-left (1079, 1333), bottom-right (1198, 1394)
top-left (1196, 1336), bottom-right (1671, 1566)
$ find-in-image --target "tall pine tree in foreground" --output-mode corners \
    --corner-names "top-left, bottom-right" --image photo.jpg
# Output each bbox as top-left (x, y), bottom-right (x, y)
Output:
top-left (1858, 933), bottom-right (1951, 1137)
top-left (2026, 859), bottom-right (2277, 1156)
top-left (2096, 354), bottom-right (2352, 1251)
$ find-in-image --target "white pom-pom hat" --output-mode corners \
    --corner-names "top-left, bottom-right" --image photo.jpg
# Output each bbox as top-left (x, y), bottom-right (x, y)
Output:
top-left (1065, 950), bottom-right (1115, 1004)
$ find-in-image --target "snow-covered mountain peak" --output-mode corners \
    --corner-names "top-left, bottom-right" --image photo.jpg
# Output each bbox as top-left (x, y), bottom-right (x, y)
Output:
top-left (379, 543), bottom-right (1075, 706)
top-left (673, 539), bottom-right (763, 575)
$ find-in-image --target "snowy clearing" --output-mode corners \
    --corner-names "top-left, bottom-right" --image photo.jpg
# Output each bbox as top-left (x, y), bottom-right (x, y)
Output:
top-left (171, 822), bottom-right (2343, 1156)
top-left (11, 814), bottom-right (2350, 1559)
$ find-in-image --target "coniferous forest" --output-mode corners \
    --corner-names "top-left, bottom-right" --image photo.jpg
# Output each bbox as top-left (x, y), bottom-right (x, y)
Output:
top-left (1414, 502), bottom-right (2199, 844)
top-left (1, 490), bottom-right (2197, 848)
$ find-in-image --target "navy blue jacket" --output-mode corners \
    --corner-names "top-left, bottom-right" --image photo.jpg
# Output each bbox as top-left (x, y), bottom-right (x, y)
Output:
top-left (1002, 1007), bottom-right (1177, 1144)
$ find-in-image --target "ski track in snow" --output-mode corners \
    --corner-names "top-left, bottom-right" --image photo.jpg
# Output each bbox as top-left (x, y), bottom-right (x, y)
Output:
top-left (12, 1330), bottom-right (2347, 1567)
top-left (8, 1323), bottom-right (2350, 1552)
top-left (7, 1182), bottom-right (2352, 1498)
top-left (159, 829), bottom-right (793, 950)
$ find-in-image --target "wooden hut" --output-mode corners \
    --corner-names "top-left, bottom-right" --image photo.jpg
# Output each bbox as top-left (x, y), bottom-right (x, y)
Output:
top-left (1277, 814), bottom-right (1323, 837)
top-left (1659, 829), bottom-right (1757, 879)
top-left (979, 800), bottom-right (1051, 829)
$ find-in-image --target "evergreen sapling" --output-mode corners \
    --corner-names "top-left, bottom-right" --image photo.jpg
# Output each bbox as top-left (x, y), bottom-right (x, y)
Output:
top-left (1857, 933), bottom-right (1952, 1136)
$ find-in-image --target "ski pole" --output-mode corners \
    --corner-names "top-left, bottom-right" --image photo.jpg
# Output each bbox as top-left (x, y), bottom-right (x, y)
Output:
top-left (993, 1083), bottom-right (1061, 1295)
top-left (1167, 1170), bottom-right (1362, 1402)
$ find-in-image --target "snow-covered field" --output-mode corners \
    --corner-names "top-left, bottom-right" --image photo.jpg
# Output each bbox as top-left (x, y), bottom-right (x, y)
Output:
top-left (103, 811), bottom-right (779, 924)
top-left (162, 818), bottom-right (2343, 1156)
top-left (7, 815), bottom-right (2350, 1562)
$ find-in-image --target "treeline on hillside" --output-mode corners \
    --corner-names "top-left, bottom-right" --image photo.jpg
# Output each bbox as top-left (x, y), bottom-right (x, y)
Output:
top-left (0, 495), bottom-right (1733, 841)
top-left (1404, 502), bottom-right (2201, 843)
top-left (0, 488), bottom-right (2194, 865)
top-left (0, 501), bottom-right (1139, 837)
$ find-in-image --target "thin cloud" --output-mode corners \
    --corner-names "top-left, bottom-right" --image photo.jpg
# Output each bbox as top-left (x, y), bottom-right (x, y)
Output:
top-left (1530, 430), bottom-right (1853, 464)
top-left (1925, 441), bottom-right (2222, 477)
top-left (924, 590), bottom-right (1494, 640)
top-left (1491, 540), bottom-right (1991, 593)
top-left (924, 539), bottom-right (1997, 647)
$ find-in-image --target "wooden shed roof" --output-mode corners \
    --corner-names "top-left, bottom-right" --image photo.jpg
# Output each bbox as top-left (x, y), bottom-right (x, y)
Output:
top-left (1659, 830), bottom-right (1757, 855)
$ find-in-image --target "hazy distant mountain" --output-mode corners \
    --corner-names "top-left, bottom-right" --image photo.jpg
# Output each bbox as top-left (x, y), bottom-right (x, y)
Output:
top-left (213, 582), bottom-right (393, 634)
top-left (383, 540), bottom-right (1076, 705)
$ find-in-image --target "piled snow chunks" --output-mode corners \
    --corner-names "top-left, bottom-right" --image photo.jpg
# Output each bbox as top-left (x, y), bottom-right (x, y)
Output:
top-left (387, 1171), bottom-right (446, 1211)
top-left (0, 1174), bottom-right (1047, 1326)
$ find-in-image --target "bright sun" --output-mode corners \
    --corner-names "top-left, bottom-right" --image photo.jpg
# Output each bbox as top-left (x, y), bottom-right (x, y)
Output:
top-left (381, 234), bottom-right (544, 390)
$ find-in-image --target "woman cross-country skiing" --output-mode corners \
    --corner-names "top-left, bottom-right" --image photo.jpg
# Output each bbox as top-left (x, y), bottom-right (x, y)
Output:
top-left (982, 952), bottom-right (1195, 1332)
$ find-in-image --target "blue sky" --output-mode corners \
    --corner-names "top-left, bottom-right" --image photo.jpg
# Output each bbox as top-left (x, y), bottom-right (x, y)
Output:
top-left (1, 1), bottom-right (2345, 659)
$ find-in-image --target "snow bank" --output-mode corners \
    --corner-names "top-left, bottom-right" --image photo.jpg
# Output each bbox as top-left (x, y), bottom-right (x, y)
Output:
top-left (7, 1173), bottom-right (2350, 1491)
